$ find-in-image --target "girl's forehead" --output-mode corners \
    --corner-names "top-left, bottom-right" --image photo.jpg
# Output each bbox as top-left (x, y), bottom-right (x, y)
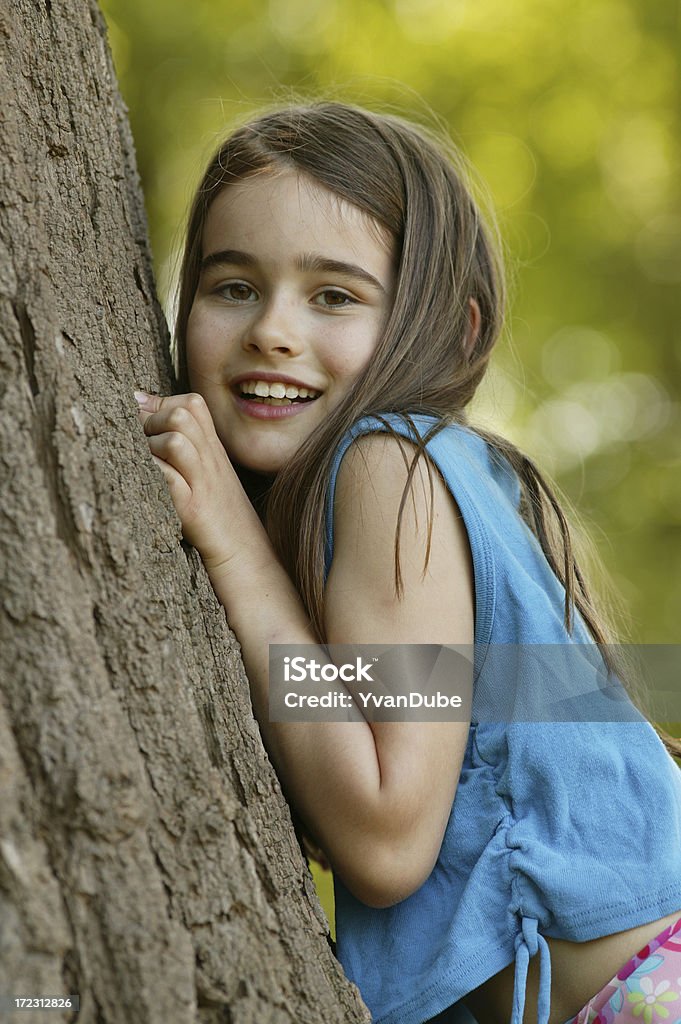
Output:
top-left (202, 170), bottom-right (393, 261)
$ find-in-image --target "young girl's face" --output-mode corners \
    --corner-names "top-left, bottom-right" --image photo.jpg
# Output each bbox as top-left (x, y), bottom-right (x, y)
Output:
top-left (185, 170), bottom-right (395, 475)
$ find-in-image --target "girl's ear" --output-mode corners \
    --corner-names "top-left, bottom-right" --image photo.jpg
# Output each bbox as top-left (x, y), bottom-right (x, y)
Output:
top-left (464, 298), bottom-right (482, 357)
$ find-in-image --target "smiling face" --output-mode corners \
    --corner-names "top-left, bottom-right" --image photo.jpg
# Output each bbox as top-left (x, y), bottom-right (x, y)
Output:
top-left (186, 170), bottom-right (396, 475)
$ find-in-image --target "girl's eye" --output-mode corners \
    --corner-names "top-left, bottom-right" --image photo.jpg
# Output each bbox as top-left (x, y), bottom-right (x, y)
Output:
top-left (219, 281), bottom-right (258, 303)
top-left (314, 289), bottom-right (357, 309)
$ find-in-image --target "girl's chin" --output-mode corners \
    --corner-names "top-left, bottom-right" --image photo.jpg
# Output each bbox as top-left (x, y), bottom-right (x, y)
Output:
top-left (226, 436), bottom-right (304, 477)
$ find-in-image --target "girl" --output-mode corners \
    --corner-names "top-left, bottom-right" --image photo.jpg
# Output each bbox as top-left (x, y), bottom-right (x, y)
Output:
top-left (135, 102), bottom-right (681, 1024)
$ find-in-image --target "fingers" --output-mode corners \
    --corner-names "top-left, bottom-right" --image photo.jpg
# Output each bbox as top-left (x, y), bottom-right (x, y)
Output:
top-left (134, 390), bottom-right (160, 412)
top-left (135, 391), bottom-right (216, 459)
top-left (134, 390), bottom-right (210, 426)
top-left (135, 390), bottom-right (238, 564)
top-left (134, 387), bottom-right (232, 503)
top-left (146, 428), bottom-right (199, 473)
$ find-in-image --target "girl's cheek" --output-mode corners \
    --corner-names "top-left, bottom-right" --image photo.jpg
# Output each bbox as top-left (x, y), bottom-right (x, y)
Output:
top-left (187, 311), bottom-right (226, 363)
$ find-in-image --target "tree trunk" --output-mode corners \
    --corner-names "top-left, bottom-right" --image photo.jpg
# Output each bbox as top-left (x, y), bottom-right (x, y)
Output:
top-left (0, 1), bottom-right (369, 1021)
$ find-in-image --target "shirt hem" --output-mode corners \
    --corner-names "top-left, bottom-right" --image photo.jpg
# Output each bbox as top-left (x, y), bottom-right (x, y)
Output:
top-left (370, 886), bottom-right (681, 1024)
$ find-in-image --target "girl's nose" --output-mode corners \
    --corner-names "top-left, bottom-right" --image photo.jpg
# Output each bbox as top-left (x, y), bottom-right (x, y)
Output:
top-left (242, 295), bottom-right (303, 356)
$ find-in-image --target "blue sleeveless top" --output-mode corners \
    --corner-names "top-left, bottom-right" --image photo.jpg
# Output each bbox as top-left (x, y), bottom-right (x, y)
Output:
top-left (323, 413), bottom-right (681, 1024)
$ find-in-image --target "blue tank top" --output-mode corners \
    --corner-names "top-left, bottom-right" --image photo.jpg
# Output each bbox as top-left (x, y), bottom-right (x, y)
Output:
top-left (323, 413), bottom-right (681, 1024)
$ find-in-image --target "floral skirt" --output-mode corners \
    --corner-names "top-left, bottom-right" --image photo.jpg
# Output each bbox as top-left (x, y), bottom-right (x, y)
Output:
top-left (564, 916), bottom-right (681, 1024)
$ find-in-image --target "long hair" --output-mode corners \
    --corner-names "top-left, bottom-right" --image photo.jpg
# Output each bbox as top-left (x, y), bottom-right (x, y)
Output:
top-left (173, 102), bottom-right (680, 758)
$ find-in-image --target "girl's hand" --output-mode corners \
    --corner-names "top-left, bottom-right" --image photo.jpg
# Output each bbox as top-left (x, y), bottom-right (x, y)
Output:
top-left (135, 390), bottom-right (244, 571)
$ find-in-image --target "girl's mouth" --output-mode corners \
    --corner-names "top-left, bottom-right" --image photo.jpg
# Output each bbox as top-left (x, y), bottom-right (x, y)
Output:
top-left (233, 379), bottom-right (322, 419)
top-left (237, 379), bottom-right (321, 405)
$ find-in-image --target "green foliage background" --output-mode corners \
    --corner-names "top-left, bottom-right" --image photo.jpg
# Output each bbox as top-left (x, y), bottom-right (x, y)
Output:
top-left (101, 0), bottom-right (681, 644)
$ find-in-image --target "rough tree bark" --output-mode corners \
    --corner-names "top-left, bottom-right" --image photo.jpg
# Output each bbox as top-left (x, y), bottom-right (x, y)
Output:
top-left (0, 1), bottom-right (370, 1021)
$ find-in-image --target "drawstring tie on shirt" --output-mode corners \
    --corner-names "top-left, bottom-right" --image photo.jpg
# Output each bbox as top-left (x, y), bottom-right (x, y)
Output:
top-left (512, 916), bottom-right (552, 1024)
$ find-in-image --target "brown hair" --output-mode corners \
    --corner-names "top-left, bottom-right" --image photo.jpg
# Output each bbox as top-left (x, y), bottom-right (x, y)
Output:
top-left (173, 102), bottom-right (679, 756)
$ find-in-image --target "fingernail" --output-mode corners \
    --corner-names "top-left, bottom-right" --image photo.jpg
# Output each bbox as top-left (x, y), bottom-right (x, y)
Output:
top-left (134, 390), bottom-right (153, 410)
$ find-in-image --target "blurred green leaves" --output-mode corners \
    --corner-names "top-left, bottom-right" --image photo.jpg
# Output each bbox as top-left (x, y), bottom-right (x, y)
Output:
top-left (101, 0), bottom-right (681, 640)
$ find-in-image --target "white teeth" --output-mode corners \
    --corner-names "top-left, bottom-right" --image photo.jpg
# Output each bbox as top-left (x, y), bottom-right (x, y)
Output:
top-left (238, 379), bottom-right (320, 400)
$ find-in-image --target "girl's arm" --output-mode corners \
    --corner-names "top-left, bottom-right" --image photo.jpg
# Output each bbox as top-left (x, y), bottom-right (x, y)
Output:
top-left (137, 392), bottom-right (473, 908)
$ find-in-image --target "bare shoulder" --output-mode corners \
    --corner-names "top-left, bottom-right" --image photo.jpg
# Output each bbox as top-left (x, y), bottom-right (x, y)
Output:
top-left (334, 429), bottom-right (436, 518)
top-left (325, 430), bottom-right (474, 646)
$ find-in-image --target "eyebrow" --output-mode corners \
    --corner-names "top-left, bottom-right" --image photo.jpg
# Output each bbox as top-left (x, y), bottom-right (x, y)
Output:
top-left (200, 249), bottom-right (256, 272)
top-left (297, 253), bottom-right (387, 294)
top-left (200, 249), bottom-right (386, 294)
